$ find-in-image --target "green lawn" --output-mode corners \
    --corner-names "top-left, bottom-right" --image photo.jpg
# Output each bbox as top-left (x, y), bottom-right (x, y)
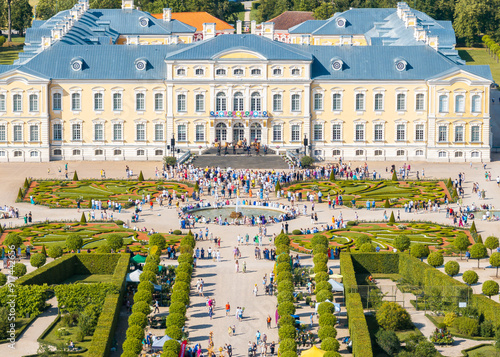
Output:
top-left (458, 47), bottom-right (500, 84)
top-left (0, 46), bottom-right (23, 65)
top-left (41, 316), bottom-right (92, 353)
top-left (62, 274), bottom-right (114, 284)
top-left (464, 344), bottom-right (500, 357)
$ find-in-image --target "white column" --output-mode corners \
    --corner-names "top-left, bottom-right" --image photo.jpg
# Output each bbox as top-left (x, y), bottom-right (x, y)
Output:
top-left (303, 84), bottom-right (311, 150)
top-left (166, 83), bottom-right (174, 142)
top-left (244, 85), bottom-right (250, 112)
top-left (209, 85), bottom-right (215, 112)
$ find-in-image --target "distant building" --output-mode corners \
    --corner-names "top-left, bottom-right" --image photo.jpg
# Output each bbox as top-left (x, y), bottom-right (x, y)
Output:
top-left (264, 11), bottom-right (315, 43)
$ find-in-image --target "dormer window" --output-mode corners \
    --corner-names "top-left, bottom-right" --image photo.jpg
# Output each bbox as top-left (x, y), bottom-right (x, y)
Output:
top-left (336, 17), bottom-right (346, 28)
top-left (70, 58), bottom-right (83, 71)
top-left (291, 68), bottom-right (300, 76)
top-left (273, 68), bottom-right (282, 76)
top-left (195, 68), bottom-right (204, 76)
top-left (251, 69), bottom-right (261, 75)
top-left (233, 68), bottom-right (244, 76)
top-left (332, 59), bottom-right (343, 71)
top-left (395, 59), bottom-right (407, 71)
top-left (135, 59), bottom-right (147, 71)
top-left (139, 17), bottom-right (149, 27)
top-left (177, 68), bottom-right (186, 76)
top-left (216, 68), bottom-right (226, 76)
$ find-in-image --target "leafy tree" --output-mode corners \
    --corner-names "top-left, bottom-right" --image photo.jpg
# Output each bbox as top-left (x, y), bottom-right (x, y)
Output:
top-left (375, 329), bottom-right (400, 356)
top-left (301, 155), bottom-right (314, 168)
top-left (321, 337), bottom-right (340, 352)
top-left (314, 2), bottom-right (334, 20)
top-left (41, 245), bottom-right (47, 257)
top-left (427, 252), bottom-right (444, 268)
top-left (376, 302), bottom-right (412, 331)
top-left (454, 235), bottom-right (471, 259)
top-left (12, 262), bottom-right (27, 277)
top-left (48, 245), bottom-right (63, 259)
top-left (484, 236), bottom-right (499, 254)
top-left (5, 233), bottom-right (23, 249)
top-left (275, 181), bottom-right (281, 195)
top-left (149, 233), bottom-right (166, 250)
top-left (329, 169), bottom-right (335, 181)
top-left (444, 261), bottom-right (459, 277)
top-left (30, 253), bottom-right (46, 268)
top-left (411, 243), bottom-right (430, 259)
top-left (10, 0), bottom-right (31, 33)
top-left (469, 243), bottom-right (487, 268)
top-left (394, 235), bottom-right (410, 253)
top-left (0, 273), bottom-right (6, 286)
top-left (490, 252), bottom-right (500, 277)
top-left (359, 243), bottom-right (376, 252)
top-left (96, 245), bottom-right (111, 253)
top-left (0, 36), bottom-right (5, 48)
top-left (482, 280), bottom-right (499, 298)
top-left (462, 270), bottom-right (479, 286)
top-left (454, 0), bottom-right (497, 47)
top-left (106, 234), bottom-right (123, 252)
top-left (66, 234), bottom-right (83, 252)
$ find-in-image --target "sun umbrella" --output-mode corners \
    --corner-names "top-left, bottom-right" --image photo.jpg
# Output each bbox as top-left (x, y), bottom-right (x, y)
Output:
top-left (300, 345), bottom-right (326, 357)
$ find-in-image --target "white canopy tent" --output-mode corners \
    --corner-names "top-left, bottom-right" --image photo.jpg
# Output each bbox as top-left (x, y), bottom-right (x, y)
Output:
top-left (328, 279), bottom-right (344, 292)
top-left (126, 269), bottom-right (142, 282)
top-left (151, 335), bottom-right (172, 351)
top-left (314, 300), bottom-right (341, 314)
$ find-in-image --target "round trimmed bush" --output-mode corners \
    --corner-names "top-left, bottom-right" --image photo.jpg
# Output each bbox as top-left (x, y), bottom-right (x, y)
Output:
top-left (411, 243), bottom-right (430, 259)
top-left (359, 243), bottom-right (376, 252)
top-left (177, 253), bottom-right (193, 265)
top-left (174, 271), bottom-right (191, 283)
top-left (463, 270), bottom-right (479, 286)
top-left (321, 337), bottom-right (340, 352)
top-left (277, 271), bottom-right (293, 283)
top-left (131, 301), bottom-right (151, 316)
top-left (133, 289), bottom-right (152, 304)
top-left (317, 302), bottom-right (334, 316)
top-left (318, 325), bottom-right (337, 340)
top-left (292, 229), bottom-right (302, 235)
top-left (316, 281), bottom-right (332, 293)
top-left (47, 245), bottom-right (63, 258)
top-left (427, 252), bottom-right (444, 267)
top-left (128, 312), bottom-right (147, 329)
top-left (165, 325), bottom-right (183, 340)
top-left (323, 352), bottom-right (341, 357)
top-left (122, 337), bottom-right (142, 355)
top-left (171, 290), bottom-right (190, 306)
top-left (278, 315), bottom-right (295, 326)
top-left (172, 281), bottom-right (190, 293)
top-left (179, 245), bottom-right (193, 255)
top-left (278, 280), bottom-right (294, 292)
top-left (168, 302), bottom-right (186, 315)
top-left (166, 313), bottom-right (186, 328)
top-left (30, 253), bottom-right (47, 268)
top-left (96, 245), bottom-right (111, 253)
top-left (314, 262), bottom-right (328, 274)
top-left (126, 325), bottom-right (145, 341)
top-left (376, 302), bottom-right (412, 331)
top-left (143, 262), bottom-right (159, 274)
top-left (137, 281), bottom-right (154, 295)
top-left (313, 244), bottom-right (328, 255)
top-left (280, 352), bottom-right (298, 357)
top-left (146, 254), bottom-right (160, 266)
top-left (163, 339), bottom-right (181, 354)
top-left (176, 263), bottom-right (193, 275)
top-left (313, 253), bottom-right (328, 265)
top-left (139, 270), bottom-right (157, 284)
top-left (319, 313), bottom-right (337, 327)
top-left (314, 271), bottom-right (329, 282)
top-left (12, 263), bottom-right (27, 277)
top-left (278, 324), bottom-right (297, 340)
top-left (482, 280), bottom-right (499, 298)
top-left (149, 233), bottom-right (167, 250)
top-left (278, 338), bottom-right (297, 353)
top-left (161, 351), bottom-right (178, 357)
top-left (180, 235), bottom-right (195, 248)
top-left (312, 234), bottom-right (329, 247)
top-left (444, 261), bottom-right (460, 277)
top-left (276, 244), bottom-right (290, 255)
top-left (277, 301), bottom-right (295, 316)
top-left (122, 351), bottom-right (140, 357)
top-left (277, 291), bottom-right (294, 304)
top-left (277, 254), bottom-right (291, 264)
top-left (275, 234), bottom-right (291, 246)
top-left (276, 263), bottom-right (291, 275)
top-left (317, 289), bottom-right (333, 303)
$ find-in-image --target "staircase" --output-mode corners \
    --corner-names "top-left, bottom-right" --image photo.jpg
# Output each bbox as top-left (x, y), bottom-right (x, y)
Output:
top-left (191, 147), bottom-right (289, 169)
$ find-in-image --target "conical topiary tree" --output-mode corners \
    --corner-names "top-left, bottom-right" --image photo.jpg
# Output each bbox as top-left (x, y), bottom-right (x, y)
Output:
top-left (275, 181), bottom-right (281, 196)
top-left (391, 170), bottom-right (398, 181)
top-left (80, 212), bottom-right (87, 224)
top-left (138, 171), bottom-right (145, 182)
top-left (470, 221), bottom-right (477, 235)
top-left (41, 244), bottom-right (47, 257)
top-left (389, 212), bottom-right (395, 224)
top-left (73, 171), bottom-right (79, 181)
top-left (0, 224), bottom-right (4, 234)
top-left (384, 199), bottom-right (390, 208)
top-left (194, 181), bottom-right (200, 193)
top-left (24, 178), bottom-right (30, 188)
top-left (329, 170), bottom-right (335, 182)
top-left (17, 188), bottom-right (24, 200)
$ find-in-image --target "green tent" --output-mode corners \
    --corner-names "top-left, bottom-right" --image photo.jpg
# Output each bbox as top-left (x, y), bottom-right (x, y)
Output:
top-left (131, 255), bottom-right (147, 264)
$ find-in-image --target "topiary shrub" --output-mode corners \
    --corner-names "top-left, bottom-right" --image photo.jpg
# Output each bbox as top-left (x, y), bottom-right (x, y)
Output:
top-left (12, 263), bottom-right (27, 277)
top-left (166, 313), bottom-right (186, 328)
top-left (30, 253), bottom-right (47, 268)
top-left (177, 253), bottom-right (193, 265)
top-left (122, 337), bottom-right (142, 355)
top-left (410, 243), bottom-right (429, 259)
top-left (313, 244), bottom-right (328, 255)
top-left (133, 289), bottom-right (153, 304)
top-left (277, 301), bottom-right (295, 316)
top-left (277, 253), bottom-right (291, 264)
top-left (278, 338), bottom-right (297, 353)
top-left (278, 315), bottom-right (295, 326)
top-left (275, 233), bottom-right (290, 246)
top-left (174, 271), bottom-right (191, 284)
top-left (149, 233), bottom-right (167, 250)
top-left (139, 270), bottom-right (157, 284)
top-left (482, 280), bottom-right (499, 298)
top-left (443, 312), bottom-right (456, 327)
top-left (375, 329), bottom-right (400, 356)
top-left (427, 252), bottom-right (444, 268)
top-left (292, 229), bottom-right (302, 236)
top-left (176, 263), bottom-right (193, 276)
top-left (278, 324), bottom-right (297, 340)
top-left (180, 235), bottom-right (195, 248)
top-left (128, 312), bottom-right (147, 329)
top-left (321, 337), bottom-right (340, 352)
top-left (96, 245), bottom-right (111, 253)
top-left (126, 325), bottom-right (145, 341)
top-left (318, 313), bottom-right (337, 327)
top-left (172, 281), bottom-right (190, 294)
top-left (318, 325), bottom-right (337, 340)
top-left (165, 325), bottom-right (183, 340)
top-left (359, 243), bottom-right (376, 252)
top-left (170, 291), bottom-right (190, 306)
top-left (275, 244), bottom-right (290, 255)
top-left (316, 289), bottom-right (333, 303)
top-left (138, 171), bottom-right (145, 181)
top-left (317, 302), bottom-right (334, 316)
top-left (389, 212), bottom-right (395, 223)
top-left (314, 271), bottom-right (329, 282)
top-left (453, 316), bottom-right (479, 336)
top-left (301, 155), bottom-right (314, 168)
top-left (168, 302), bottom-right (187, 315)
top-left (314, 262), bottom-right (328, 274)
top-left (444, 261), bottom-right (460, 277)
top-left (73, 171), bottom-right (79, 181)
top-left (376, 302), bottom-right (412, 331)
top-left (311, 234), bottom-right (329, 247)
top-left (315, 281), bottom-right (332, 293)
top-left (163, 339), bottom-right (181, 354)
top-left (137, 281), bottom-right (154, 295)
top-left (132, 301), bottom-right (151, 316)
top-left (277, 291), bottom-right (294, 304)
top-left (276, 262), bottom-right (292, 274)
top-left (313, 253), bottom-right (329, 266)
top-left (323, 352), bottom-right (341, 357)
top-left (462, 270), bottom-right (479, 286)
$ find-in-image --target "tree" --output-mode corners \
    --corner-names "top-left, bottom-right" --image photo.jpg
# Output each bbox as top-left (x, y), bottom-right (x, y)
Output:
top-left (73, 171), bottom-right (79, 181)
top-left (4, 233), bottom-right (23, 249)
top-left (275, 181), bottom-right (281, 196)
top-left (66, 234), bottom-right (83, 252)
top-left (384, 199), bottom-right (390, 208)
top-left (482, 280), bottom-right (499, 298)
top-left (490, 252), bottom-right (500, 277)
top-left (391, 170), bottom-right (398, 181)
top-left (35, 0), bottom-right (78, 20)
top-left (453, 0), bottom-right (497, 47)
top-left (329, 169), bottom-right (335, 182)
top-left (149, 233), bottom-right (166, 250)
top-left (454, 235), bottom-right (471, 259)
top-left (12, 262), bottom-right (27, 277)
top-left (313, 2), bottom-right (334, 20)
top-left (375, 329), bottom-right (400, 356)
top-left (484, 236), bottom-right (499, 254)
top-left (389, 212), bottom-right (395, 224)
top-left (411, 244), bottom-right (430, 260)
top-left (0, 36), bottom-right (5, 48)
top-left (462, 270), bottom-right (479, 286)
top-left (376, 302), bottom-right (412, 331)
top-left (0, 273), bottom-right (6, 286)
top-left (80, 212), bottom-right (87, 223)
top-left (359, 243), bottom-right (376, 252)
top-left (10, 0), bottom-right (32, 33)
top-left (469, 243), bottom-right (487, 268)
top-left (30, 253), bottom-right (46, 268)
top-left (427, 252), bottom-right (444, 268)
top-left (47, 245), bottom-right (63, 259)
top-left (106, 234), bottom-right (123, 252)
top-left (138, 171), bottom-right (145, 181)
top-left (41, 245), bottom-right (47, 257)
top-left (444, 261), bottom-right (460, 277)
top-left (394, 235), bottom-right (411, 253)
top-left (301, 155), bottom-right (314, 168)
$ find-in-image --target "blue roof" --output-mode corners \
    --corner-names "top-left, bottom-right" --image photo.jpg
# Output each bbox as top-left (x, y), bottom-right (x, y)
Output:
top-left (288, 20), bottom-right (327, 34)
top-left (165, 34), bottom-right (313, 61)
top-left (312, 8), bottom-right (395, 35)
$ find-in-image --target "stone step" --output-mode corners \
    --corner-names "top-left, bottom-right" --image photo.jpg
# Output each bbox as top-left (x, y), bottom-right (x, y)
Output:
top-left (191, 153), bottom-right (288, 169)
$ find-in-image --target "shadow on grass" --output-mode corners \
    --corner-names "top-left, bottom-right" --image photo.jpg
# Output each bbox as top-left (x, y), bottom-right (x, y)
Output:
top-left (458, 50), bottom-right (474, 63)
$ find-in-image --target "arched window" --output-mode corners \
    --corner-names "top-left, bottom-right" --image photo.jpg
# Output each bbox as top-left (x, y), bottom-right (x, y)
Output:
top-left (176, 68), bottom-right (186, 76)
top-left (216, 68), bottom-right (226, 76)
top-left (374, 150), bottom-right (382, 156)
top-left (471, 95), bottom-right (481, 112)
top-left (195, 68), bottom-right (204, 76)
top-left (355, 149), bottom-right (364, 156)
top-left (314, 93), bottom-right (323, 111)
top-left (332, 149), bottom-right (341, 156)
top-left (13, 94), bottom-right (22, 112)
top-left (177, 94), bottom-right (186, 112)
top-left (137, 149), bottom-right (145, 156)
top-left (233, 92), bottom-right (244, 111)
top-left (415, 93), bottom-right (425, 111)
top-left (273, 94), bottom-right (282, 112)
top-left (0, 94), bottom-right (6, 111)
top-left (455, 94), bottom-right (465, 113)
top-left (396, 93), bottom-right (406, 111)
top-left (94, 92), bottom-right (103, 111)
top-left (53, 149), bottom-right (62, 156)
top-left (154, 93), bottom-right (164, 111)
top-left (72, 149), bottom-right (81, 155)
top-left (396, 149), bottom-right (405, 156)
top-left (215, 123), bottom-right (227, 141)
top-left (291, 94), bottom-right (300, 112)
top-left (216, 92), bottom-right (227, 111)
top-left (155, 149), bottom-right (163, 156)
top-left (95, 149), bottom-right (103, 156)
top-left (374, 93), bottom-right (383, 111)
top-left (29, 94), bottom-right (39, 112)
top-left (291, 68), bottom-right (300, 75)
top-left (195, 94), bottom-right (205, 112)
top-left (250, 123), bottom-right (262, 142)
top-left (233, 68), bottom-right (244, 76)
top-left (114, 149), bottom-right (122, 156)
top-left (438, 95), bottom-right (448, 113)
top-left (355, 93), bottom-right (365, 111)
top-left (251, 69), bottom-right (261, 75)
top-left (251, 92), bottom-right (261, 111)
top-left (113, 93), bottom-right (122, 111)
top-left (136, 93), bottom-right (145, 111)
top-left (415, 150), bottom-right (424, 156)
top-left (273, 68), bottom-right (282, 76)
top-left (71, 93), bottom-right (80, 111)
top-left (332, 93), bottom-right (342, 111)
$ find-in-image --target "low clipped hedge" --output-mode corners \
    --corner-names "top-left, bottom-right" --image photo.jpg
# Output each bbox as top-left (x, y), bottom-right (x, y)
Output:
top-left (87, 293), bottom-right (122, 357)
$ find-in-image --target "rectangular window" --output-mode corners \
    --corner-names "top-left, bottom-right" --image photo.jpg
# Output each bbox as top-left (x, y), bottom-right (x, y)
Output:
top-left (136, 123), bottom-right (146, 141)
top-left (196, 125), bottom-right (205, 142)
top-left (355, 124), bottom-right (364, 141)
top-left (471, 126), bottom-right (480, 142)
top-left (113, 93), bottom-right (122, 111)
top-left (396, 93), bottom-right (406, 111)
top-left (195, 94), bottom-right (205, 112)
top-left (29, 94), bottom-right (39, 112)
top-left (0, 125), bottom-right (5, 141)
top-left (471, 95), bottom-right (481, 113)
top-left (53, 123), bottom-right (62, 141)
top-left (313, 93), bottom-right (323, 111)
top-left (438, 125), bottom-right (447, 142)
top-left (71, 93), bottom-right (81, 111)
top-left (291, 124), bottom-right (300, 141)
top-left (291, 94), bottom-right (300, 112)
top-left (355, 93), bottom-right (365, 111)
top-left (313, 124), bottom-right (323, 141)
top-left (155, 124), bottom-right (164, 141)
top-left (94, 123), bottom-right (104, 141)
top-left (177, 94), bottom-right (186, 112)
top-left (13, 94), bottom-right (22, 112)
top-left (332, 124), bottom-right (341, 141)
top-left (53, 93), bottom-right (62, 111)
top-left (136, 93), bottom-right (145, 111)
top-left (416, 94), bottom-right (425, 111)
top-left (273, 94), bottom-right (282, 112)
top-left (72, 124), bottom-right (81, 141)
top-left (374, 124), bottom-right (383, 141)
top-left (13, 125), bottom-right (22, 142)
top-left (415, 124), bottom-right (424, 141)
top-left (113, 123), bottom-right (122, 141)
top-left (94, 93), bottom-right (103, 111)
top-left (29, 125), bottom-right (39, 142)
top-left (177, 124), bottom-right (187, 141)
top-left (374, 94), bottom-right (383, 111)
top-left (0, 94), bottom-right (5, 111)
top-left (332, 94), bottom-right (342, 111)
top-left (396, 124), bottom-right (405, 141)
top-left (455, 95), bottom-right (465, 113)
top-left (272, 125), bottom-right (282, 141)
top-left (454, 126), bottom-right (464, 142)
top-left (439, 95), bottom-right (448, 113)
top-left (154, 93), bottom-right (164, 111)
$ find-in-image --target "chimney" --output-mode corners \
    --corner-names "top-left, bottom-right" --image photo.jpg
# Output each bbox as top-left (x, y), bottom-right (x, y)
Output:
top-left (41, 36), bottom-right (52, 49)
top-left (163, 8), bottom-right (171, 22)
top-left (250, 20), bottom-right (256, 34)
top-left (121, 0), bottom-right (135, 10)
top-left (263, 22), bottom-right (274, 39)
top-left (203, 23), bottom-right (216, 39)
top-left (51, 28), bottom-right (63, 41)
top-left (236, 20), bottom-right (242, 35)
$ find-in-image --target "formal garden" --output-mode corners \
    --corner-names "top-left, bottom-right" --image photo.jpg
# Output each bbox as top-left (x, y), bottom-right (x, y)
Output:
top-left (18, 177), bottom-right (193, 208)
top-left (282, 179), bottom-right (450, 208)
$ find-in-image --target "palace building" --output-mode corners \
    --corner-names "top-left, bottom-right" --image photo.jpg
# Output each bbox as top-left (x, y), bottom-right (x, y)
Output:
top-left (0, 0), bottom-right (493, 162)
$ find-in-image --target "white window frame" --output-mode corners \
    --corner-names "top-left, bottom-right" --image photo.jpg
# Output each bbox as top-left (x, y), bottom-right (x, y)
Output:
top-left (291, 93), bottom-right (301, 112)
top-left (438, 94), bottom-right (449, 113)
top-left (12, 93), bottom-right (22, 112)
top-left (396, 92), bottom-right (406, 112)
top-left (312, 122), bottom-right (324, 141)
top-left (373, 122), bottom-right (384, 141)
top-left (454, 124), bottom-right (464, 142)
top-left (112, 121), bottom-right (123, 141)
top-left (93, 90), bottom-right (104, 112)
top-left (313, 92), bottom-right (324, 111)
top-left (29, 124), bottom-right (39, 142)
top-left (70, 90), bottom-right (81, 112)
top-left (216, 92), bottom-right (227, 111)
top-left (53, 122), bottom-right (62, 141)
top-left (13, 124), bottom-right (23, 142)
top-left (374, 92), bottom-right (384, 112)
top-left (194, 67), bottom-right (205, 76)
top-left (415, 123), bottom-right (425, 141)
top-left (354, 122), bottom-right (365, 142)
top-left (136, 122), bottom-right (146, 141)
top-left (233, 67), bottom-right (244, 76)
top-left (176, 66), bottom-right (187, 76)
top-left (71, 122), bottom-right (82, 141)
top-left (0, 92), bottom-right (6, 112)
top-left (396, 123), bottom-right (406, 141)
top-left (195, 93), bottom-right (205, 112)
top-left (470, 125), bottom-right (481, 143)
top-left (112, 90), bottom-right (123, 112)
top-left (291, 123), bottom-right (301, 142)
top-left (272, 124), bottom-right (283, 142)
top-left (415, 92), bottom-right (425, 111)
top-left (272, 66), bottom-right (283, 77)
top-left (0, 123), bottom-right (6, 141)
top-left (471, 94), bottom-right (481, 113)
top-left (290, 67), bottom-right (301, 76)
top-left (177, 93), bottom-right (187, 112)
top-left (331, 90), bottom-right (343, 112)
top-left (154, 92), bottom-right (164, 112)
top-left (354, 91), bottom-right (366, 112)
top-left (93, 121), bottom-right (104, 142)
top-left (215, 67), bottom-right (227, 76)
top-left (195, 124), bottom-right (205, 142)
top-left (154, 123), bottom-right (164, 141)
top-left (28, 93), bottom-right (39, 112)
top-left (251, 92), bottom-right (262, 111)
top-left (135, 91), bottom-right (146, 112)
top-left (233, 92), bottom-right (244, 112)
top-left (250, 67), bottom-right (262, 76)
top-left (272, 91), bottom-right (283, 112)
top-left (437, 124), bottom-right (448, 142)
top-left (177, 123), bottom-right (187, 142)
top-left (454, 93), bottom-right (465, 113)
top-left (331, 122), bottom-right (342, 142)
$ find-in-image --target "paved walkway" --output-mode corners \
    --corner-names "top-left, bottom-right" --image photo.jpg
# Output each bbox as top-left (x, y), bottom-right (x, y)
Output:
top-left (0, 296), bottom-right (58, 357)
